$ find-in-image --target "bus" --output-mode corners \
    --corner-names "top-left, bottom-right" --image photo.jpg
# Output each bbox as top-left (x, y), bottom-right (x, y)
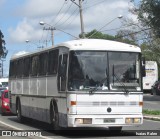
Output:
top-left (143, 61), bottom-right (158, 92)
top-left (9, 39), bottom-right (145, 131)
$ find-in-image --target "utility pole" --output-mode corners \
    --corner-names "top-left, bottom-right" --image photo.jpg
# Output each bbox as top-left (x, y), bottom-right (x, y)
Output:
top-left (70, 0), bottom-right (85, 38)
top-left (43, 27), bottom-right (55, 46)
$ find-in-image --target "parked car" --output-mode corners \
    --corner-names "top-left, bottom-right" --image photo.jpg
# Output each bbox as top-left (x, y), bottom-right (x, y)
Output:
top-left (0, 90), bottom-right (11, 115)
top-left (151, 81), bottom-right (160, 95)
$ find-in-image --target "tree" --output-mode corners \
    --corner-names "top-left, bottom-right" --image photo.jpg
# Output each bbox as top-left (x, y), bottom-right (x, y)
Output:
top-left (132, 0), bottom-right (160, 39)
top-left (79, 29), bottom-right (137, 45)
top-left (0, 30), bottom-right (7, 58)
top-left (130, 0), bottom-right (160, 78)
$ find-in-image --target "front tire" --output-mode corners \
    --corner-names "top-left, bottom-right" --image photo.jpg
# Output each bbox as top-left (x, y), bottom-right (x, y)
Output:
top-left (50, 101), bottom-right (60, 131)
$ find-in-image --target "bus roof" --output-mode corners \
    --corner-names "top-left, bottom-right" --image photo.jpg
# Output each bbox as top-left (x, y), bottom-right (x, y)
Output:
top-left (58, 39), bottom-right (141, 52)
top-left (11, 39), bottom-right (141, 60)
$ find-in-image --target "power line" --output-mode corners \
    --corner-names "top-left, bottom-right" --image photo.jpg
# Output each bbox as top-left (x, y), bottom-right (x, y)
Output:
top-left (54, 2), bottom-right (73, 26)
top-left (83, 0), bottom-right (106, 10)
top-left (88, 15), bottom-right (123, 38)
top-left (62, 10), bottom-right (79, 30)
top-left (56, 6), bottom-right (79, 28)
top-left (49, 1), bottom-right (67, 25)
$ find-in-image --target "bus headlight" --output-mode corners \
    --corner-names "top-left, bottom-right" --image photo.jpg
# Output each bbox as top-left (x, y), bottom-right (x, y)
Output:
top-left (125, 118), bottom-right (141, 124)
top-left (75, 118), bottom-right (92, 124)
top-left (125, 118), bottom-right (133, 124)
top-left (134, 118), bottom-right (141, 123)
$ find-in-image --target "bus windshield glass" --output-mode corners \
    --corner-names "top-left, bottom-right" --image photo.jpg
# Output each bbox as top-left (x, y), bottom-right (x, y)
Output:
top-left (68, 51), bottom-right (141, 92)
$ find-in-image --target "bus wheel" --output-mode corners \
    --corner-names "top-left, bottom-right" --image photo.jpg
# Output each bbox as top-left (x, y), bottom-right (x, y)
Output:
top-left (16, 99), bottom-right (24, 123)
top-left (109, 126), bottom-right (122, 133)
top-left (50, 102), bottom-right (60, 131)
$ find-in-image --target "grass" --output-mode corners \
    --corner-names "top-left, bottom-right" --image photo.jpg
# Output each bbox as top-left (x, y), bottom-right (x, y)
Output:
top-left (143, 109), bottom-right (160, 115)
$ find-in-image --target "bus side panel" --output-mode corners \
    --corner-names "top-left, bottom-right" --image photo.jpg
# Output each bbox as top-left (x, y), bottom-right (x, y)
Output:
top-left (9, 79), bottom-right (17, 114)
top-left (23, 78), bottom-right (29, 95)
top-left (58, 96), bottom-right (68, 127)
top-left (16, 79), bottom-right (23, 94)
top-left (47, 76), bottom-right (58, 96)
top-left (30, 78), bottom-right (38, 95)
top-left (38, 77), bottom-right (46, 96)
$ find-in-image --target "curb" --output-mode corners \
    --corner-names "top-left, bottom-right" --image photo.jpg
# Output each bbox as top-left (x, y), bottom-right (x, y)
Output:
top-left (143, 115), bottom-right (160, 121)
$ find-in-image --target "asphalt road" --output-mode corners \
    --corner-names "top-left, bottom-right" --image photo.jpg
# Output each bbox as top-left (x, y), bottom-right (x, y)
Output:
top-left (143, 94), bottom-right (160, 110)
top-left (0, 94), bottom-right (159, 139)
top-left (0, 114), bottom-right (160, 139)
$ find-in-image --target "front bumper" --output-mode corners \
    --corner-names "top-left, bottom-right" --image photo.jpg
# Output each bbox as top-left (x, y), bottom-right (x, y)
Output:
top-left (68, 114), bottom-right (143, 127)
top-left (2, 106), bottom-right (11, 114)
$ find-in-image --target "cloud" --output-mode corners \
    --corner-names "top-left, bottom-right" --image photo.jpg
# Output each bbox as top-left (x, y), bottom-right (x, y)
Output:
top-left (16, 0), bottom-right (66, 18)
top-left (9, 0), bottom-right (134, 44)
top-left (8, 18), bottom-right (43, 43)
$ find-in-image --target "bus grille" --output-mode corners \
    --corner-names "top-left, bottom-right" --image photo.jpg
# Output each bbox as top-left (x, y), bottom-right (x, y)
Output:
top-left (77, 101), bottom-right (139, 107)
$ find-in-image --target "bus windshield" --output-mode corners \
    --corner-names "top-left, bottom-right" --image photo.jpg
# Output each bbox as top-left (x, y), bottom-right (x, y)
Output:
top-left (68, 51), bottom-right (141, 92)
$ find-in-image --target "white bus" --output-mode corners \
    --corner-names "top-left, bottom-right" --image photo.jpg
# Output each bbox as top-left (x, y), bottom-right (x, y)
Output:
top-left (143, 61), bottom-right (158, 92)
top-left (9, 39), bottom-right (144, 131)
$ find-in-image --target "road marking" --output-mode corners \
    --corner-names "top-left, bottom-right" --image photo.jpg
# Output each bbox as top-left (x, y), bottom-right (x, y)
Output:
top-left (0, 120), bottom-right (54, 139)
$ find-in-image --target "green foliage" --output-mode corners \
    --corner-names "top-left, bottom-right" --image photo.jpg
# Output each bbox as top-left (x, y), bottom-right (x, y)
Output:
top-left (137, 0), bottom-right (160, 38)
top-left (143, 109), bottom-right (160, 115)
top-left (80, 29), bottom-right (137, 45)
top-left (0, 30), bottom-right (7, 58)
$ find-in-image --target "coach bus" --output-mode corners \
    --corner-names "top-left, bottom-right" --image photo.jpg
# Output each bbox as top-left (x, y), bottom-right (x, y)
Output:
top-left (9, 39), bottom-right (145, 131)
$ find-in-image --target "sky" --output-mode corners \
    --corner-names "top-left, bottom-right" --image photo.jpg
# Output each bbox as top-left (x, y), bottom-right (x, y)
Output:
top-left (0, 0), bottom-right (138, 77)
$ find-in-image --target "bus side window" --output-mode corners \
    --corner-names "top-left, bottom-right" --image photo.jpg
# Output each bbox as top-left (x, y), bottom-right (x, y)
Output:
top-left (31, 55), bottom-right (39, 76)
top-left (23, 57), bottom-right (30, 77)
top-left (17, 58), bottom-right (24, 78)
top-left (48, 49), bottom-right (59, 75)
top-left (9, 61), bottom-right (17, 78)
top-left (39, 52), bottom-right (48, 76)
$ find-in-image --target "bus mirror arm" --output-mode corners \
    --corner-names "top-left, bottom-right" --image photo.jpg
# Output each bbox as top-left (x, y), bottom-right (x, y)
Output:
top-left (142, 65), bottom-right (146, 77)
top-left (142, 57), bottom-right (146, 65)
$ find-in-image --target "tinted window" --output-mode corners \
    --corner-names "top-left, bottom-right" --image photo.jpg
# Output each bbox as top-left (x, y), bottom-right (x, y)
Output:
top-left (23, 57), bottom-right (31, 77)
top-left (17, 59), bottom-right (24, 77)
top-left (39, 52), bottom-right (48, 75)
top-left (48, 49), bottom-right (59, 75)
top-left (9, 61), bottom-right (17, 78)
top-left (31, 55), bottom-right (39, 76)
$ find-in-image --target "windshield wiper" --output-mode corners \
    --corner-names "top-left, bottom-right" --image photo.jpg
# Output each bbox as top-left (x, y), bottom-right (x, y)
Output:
top-left (113, 74), bottom-right (129, 94)
top-left (89, 76), bottom-right (108, 94)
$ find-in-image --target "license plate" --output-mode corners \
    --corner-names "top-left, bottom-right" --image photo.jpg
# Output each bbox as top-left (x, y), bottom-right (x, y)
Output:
top-left (104, 119), bottom-right (115, 123)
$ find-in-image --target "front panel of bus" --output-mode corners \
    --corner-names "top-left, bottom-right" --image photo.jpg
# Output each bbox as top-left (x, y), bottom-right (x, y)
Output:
top-left (66, 51), bottom-right (143, 127)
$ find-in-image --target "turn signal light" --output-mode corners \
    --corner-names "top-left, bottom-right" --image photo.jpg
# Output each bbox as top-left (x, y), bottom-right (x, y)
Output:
top-left (139, 102), bottom-right (143, 106)
top-left (70, 101), bottom-right (77, 106)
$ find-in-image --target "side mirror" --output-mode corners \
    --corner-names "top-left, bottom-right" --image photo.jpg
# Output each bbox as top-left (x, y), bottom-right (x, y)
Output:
top-left (142, 65), bottom-right (146, 77)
